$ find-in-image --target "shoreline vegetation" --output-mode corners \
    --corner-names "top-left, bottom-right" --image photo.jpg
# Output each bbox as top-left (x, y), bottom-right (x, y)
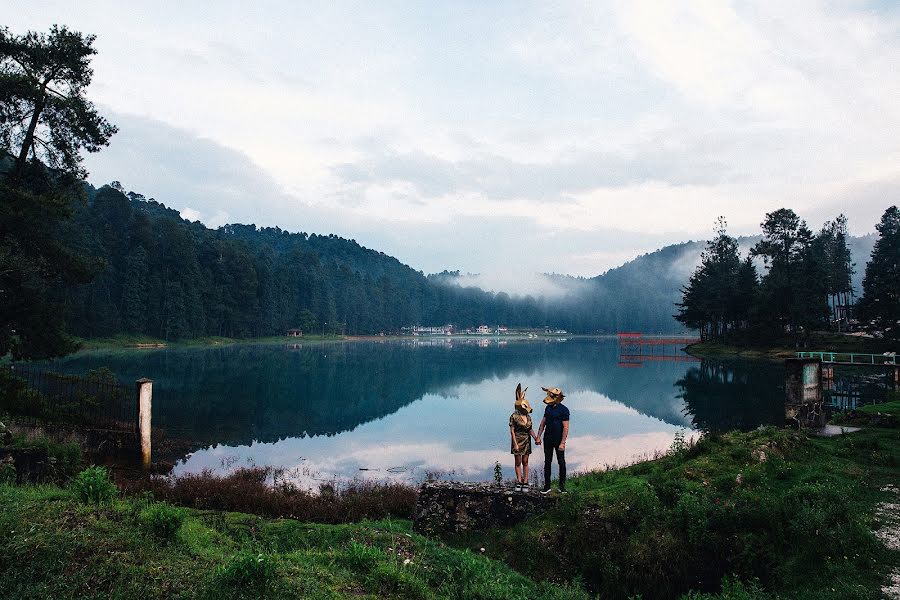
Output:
top-left (686, 331), bottom-right (896, 361)
top-left (2, 400), bottom-right (898, 598)
top-left (73, 332), bottom-right (606, 352)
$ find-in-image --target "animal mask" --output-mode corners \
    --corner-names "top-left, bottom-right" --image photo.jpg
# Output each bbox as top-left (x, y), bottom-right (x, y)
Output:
top-left (515, 383), bottom-right (532, 414)
top-left (542, 386), bottom-right (565, 405)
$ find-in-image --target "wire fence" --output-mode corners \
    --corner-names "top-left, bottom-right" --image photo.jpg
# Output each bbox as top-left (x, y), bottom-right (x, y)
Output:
top-left (4, 365), bottom-right (137, 433)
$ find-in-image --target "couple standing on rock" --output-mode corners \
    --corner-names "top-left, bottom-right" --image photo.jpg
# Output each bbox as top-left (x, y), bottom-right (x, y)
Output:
top-left (508, 383), bottom-right (569, 494)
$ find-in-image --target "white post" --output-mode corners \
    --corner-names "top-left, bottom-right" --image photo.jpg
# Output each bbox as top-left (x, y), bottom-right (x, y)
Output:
top-left (136, 378), bottom-right (152, 470)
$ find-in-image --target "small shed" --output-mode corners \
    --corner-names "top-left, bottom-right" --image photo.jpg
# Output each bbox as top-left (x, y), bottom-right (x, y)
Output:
top-left (287, 328), bottom-right (303, 337)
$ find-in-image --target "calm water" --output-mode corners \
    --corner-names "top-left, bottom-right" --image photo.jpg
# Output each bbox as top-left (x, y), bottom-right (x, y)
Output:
top-left (41, 338), bottom-right (785, 486)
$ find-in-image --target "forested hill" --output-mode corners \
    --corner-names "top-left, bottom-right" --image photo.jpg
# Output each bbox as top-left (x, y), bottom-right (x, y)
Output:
top-left (60, 184), bottom-right (876, 339)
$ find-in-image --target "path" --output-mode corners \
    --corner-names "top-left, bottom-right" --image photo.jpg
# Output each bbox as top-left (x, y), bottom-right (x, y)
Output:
top-left (877, 484), bottom-right (900, 599)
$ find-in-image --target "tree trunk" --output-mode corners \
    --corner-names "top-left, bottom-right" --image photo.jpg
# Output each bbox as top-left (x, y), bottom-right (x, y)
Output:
top-left (16, 91), bottom-right (46, 174)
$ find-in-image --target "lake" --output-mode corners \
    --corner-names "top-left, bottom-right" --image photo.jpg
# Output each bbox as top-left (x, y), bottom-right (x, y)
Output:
top-left (41, 338), bottom-right (786, 487)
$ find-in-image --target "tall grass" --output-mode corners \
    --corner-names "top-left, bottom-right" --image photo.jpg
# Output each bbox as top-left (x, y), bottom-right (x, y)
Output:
top-left (122, 466), bottom-right (417, 523)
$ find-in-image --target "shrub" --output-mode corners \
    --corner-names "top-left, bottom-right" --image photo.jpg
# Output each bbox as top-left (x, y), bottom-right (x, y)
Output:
top-left (121, 467), bottom-right (417, 524)
top-left (139, 502), bottom-right (185, 540)
top-left (0, 459), bottom-right (15, 485)
top-left (216, 551), bottom-right (276, 589)
top-left (71, 466), bottom-right (117, 503)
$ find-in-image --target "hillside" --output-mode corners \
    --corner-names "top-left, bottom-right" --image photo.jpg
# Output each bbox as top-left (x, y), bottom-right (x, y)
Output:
top-left (58, 184), bottom-right (878, 339)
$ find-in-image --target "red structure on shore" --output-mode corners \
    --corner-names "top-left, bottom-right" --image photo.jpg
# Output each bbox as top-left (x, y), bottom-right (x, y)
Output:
top-left (616, 332), bottom-right (701, 367)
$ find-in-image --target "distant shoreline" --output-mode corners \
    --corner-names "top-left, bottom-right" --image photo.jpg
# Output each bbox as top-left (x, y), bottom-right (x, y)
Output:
top-left (75, 332), bottom-right (612, 352)
top-left (686, 331), bottom-right (893, 361)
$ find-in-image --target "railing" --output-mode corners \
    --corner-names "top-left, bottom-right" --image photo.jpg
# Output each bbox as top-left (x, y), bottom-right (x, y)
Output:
top-left (4, 365), bottom-right (137, 433)
top-left (796, 351), bottom-right (897, 366)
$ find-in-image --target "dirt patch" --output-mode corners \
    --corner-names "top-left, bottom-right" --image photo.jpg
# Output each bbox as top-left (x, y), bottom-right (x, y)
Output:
top-left (877, 484), bottom-right (900, 599)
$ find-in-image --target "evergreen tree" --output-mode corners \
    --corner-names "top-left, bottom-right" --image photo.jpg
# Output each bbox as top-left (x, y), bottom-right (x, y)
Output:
top-left (0, 25), bottom-right (115, 358)
top-left (857, 206), bottom-right (900, 339)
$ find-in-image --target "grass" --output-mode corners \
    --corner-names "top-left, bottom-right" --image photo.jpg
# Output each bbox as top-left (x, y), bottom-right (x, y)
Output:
top-left (75, 334), bottom-right (344, 351)
top-left (122, 466), bottom-right (418, 524)
top-left (448, 419), bottom-right (900, 600)
top-left (0, 482), bottom-right (588, 600)
top-left (687, 331), bottom-right (897, 361)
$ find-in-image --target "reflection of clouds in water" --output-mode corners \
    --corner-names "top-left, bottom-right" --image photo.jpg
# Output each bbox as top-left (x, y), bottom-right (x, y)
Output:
top-left (176, 424), bottom-right (694, 489)
top-left (574, 391), bottom-right (645, 416)
top-left (566, 429), bottom-right (698, 473)
top-left (170, 342), bottom-right (707, 485)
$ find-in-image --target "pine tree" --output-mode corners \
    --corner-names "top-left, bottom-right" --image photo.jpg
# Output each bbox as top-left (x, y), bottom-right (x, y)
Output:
top-left (857, 206), bottom-right (900, 339)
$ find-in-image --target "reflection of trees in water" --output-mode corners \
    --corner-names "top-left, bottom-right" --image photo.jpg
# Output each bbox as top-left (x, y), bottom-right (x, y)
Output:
top-left (676, 359), bottom-right (785, 433)
top-left (51, 342), bottom-right (784, 449)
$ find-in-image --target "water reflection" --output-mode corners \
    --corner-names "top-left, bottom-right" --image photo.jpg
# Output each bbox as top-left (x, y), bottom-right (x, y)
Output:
top-left (42, 338), bottom-right (785, 485)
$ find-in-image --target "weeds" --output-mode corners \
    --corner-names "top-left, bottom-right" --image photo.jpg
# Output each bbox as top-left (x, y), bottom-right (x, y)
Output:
top-left (138, 502), bottom-right (186, 540)
top-left (123, 466), bottom-right (417, 523)
top-left (71, 466), bottom-right (117, 503)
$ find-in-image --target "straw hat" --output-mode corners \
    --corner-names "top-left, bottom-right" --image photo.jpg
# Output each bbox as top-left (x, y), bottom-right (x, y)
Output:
top-left (541, 386), bottom-right (565, 405)
top-left (515, 383), bottom-right (532, 414)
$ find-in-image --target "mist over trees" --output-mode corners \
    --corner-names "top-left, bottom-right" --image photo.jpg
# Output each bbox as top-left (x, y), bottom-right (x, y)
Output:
top-left (676, 209), bottom-right (858, 341)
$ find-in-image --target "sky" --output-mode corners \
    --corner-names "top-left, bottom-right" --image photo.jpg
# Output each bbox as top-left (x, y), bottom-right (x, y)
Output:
top-left (7, 1), bottom-right (900, 286)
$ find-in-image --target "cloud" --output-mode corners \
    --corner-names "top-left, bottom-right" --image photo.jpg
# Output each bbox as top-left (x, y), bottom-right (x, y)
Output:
top-left (8, 0), bottom-right (893, 284)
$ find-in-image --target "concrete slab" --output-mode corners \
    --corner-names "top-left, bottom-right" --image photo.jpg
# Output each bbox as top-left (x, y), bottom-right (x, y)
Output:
top-left (811, 424), bottom-right (863, 437)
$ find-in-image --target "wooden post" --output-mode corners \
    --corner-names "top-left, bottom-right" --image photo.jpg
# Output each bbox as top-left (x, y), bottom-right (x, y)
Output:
top-left (136, 378), bottom-right (152, 470)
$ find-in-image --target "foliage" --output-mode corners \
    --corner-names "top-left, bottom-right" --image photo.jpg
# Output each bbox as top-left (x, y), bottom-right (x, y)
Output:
top-left (0, 24), bottom-right (116, 359)
top-left (494, 460), bottom-right (503, 485)
top-left (678, 210), bottom-right (858, 343)
top-left (71, 465), bottom-right (116, 503)
top-left (460, 426), bottom-right (900, 600)
top-left (857, 206), bottom-right (900, 339)
top-left (0, 484), bottom-right (590, 600)
top-left (0, 24), bottom-right (117, 178)
top-left (122, 466), bottom-right (417, 523)
top-left (138, 502), bottom-right (186, 540)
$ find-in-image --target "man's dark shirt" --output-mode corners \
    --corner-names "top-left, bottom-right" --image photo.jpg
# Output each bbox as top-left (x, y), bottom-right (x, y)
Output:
top-left (542, 403), bottom-right (570, 445)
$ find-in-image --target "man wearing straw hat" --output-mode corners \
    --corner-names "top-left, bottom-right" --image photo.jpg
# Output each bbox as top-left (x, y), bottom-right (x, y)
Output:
top-left (536, 386), bottom-right (569, 494)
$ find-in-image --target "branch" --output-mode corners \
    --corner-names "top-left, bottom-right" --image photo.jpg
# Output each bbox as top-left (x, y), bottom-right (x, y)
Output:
top-left (7, 54), bottom-right (37, 82)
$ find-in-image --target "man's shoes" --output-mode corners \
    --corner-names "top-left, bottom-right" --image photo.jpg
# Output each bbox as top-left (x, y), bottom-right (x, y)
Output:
top-left (558, 488), bottom-right (568, 494)
top-left (540, 487), bottom-right (551, 495)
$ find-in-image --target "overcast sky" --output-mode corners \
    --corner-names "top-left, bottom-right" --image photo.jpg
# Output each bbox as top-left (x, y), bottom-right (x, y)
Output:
top-left (7, 1), bottom-right (900, 283)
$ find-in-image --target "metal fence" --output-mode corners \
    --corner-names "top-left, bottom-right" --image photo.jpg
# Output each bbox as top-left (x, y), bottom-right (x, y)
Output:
top-left (4, 365), bottom-right (137, 433)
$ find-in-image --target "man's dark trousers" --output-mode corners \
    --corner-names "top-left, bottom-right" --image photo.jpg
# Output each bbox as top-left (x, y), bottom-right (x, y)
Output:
top-left (543, 440), bottom-right (565, 490)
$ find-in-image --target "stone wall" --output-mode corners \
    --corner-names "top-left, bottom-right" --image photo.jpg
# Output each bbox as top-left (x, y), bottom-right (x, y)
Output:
top-left (413, 481), bottom-right (559, 536)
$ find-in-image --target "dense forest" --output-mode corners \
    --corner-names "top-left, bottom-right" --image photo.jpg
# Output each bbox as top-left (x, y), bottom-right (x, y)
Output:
top-left (58, 183), bottom-right (692, 340)
top-left (676, 209), bottom-right (899, 341)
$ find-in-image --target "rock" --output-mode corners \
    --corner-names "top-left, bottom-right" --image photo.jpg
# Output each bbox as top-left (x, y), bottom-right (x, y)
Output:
top-left (751, 448), bottom-right (767, 462)
top-left (735, 473), bottom-right (743, 486)
top-left (413, 481), bottom-right (560, 536)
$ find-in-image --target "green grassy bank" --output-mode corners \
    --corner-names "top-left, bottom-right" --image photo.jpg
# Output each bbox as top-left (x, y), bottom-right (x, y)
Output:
top-left (448, 416), bottom-right (900, 599)
top-left (686, 331), bottom-right (895, 361)
top-left (75, 334), bottom-right (344, 351)
top-left (0, 482), bottom-right (587, 600)
top-left (3, 405), bottom-right (898, 599)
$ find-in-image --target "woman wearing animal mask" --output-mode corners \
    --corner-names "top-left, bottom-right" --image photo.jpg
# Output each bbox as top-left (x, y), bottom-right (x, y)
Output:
top-left (509, 383), bottom-right (540, 492)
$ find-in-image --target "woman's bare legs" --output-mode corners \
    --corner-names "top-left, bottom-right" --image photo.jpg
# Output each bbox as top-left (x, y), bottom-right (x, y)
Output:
top-left (514, 455), bottom-right (524, 484)
top-left (521, 454), bottom-right (530, 486)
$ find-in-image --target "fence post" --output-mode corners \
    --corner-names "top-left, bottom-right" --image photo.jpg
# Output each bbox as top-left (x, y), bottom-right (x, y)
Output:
top-left (135, 378), bottom-right (152, 469)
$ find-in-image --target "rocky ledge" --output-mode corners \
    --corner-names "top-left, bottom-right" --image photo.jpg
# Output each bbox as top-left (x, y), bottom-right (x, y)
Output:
top-left (413, 481), bottom-right (560, 536)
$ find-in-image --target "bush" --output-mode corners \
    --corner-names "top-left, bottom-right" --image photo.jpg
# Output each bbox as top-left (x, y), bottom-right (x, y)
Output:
top-left (121, 467), bottom-right (417, 523)
top-left (71, 466), bottom-right (117, 503)
top-left (216, 551), bottom-right (276, 589)
top-left (138, 502), bottom-right (185, 540)
top-left (0, 460), bottom-right (15, 485)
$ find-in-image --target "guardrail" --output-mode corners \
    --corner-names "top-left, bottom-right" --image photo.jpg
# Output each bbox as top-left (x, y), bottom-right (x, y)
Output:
top-left (796, 351), bottom-right (897, 365)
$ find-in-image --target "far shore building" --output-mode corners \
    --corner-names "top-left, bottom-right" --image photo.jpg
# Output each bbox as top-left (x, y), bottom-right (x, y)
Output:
top-left (286, 328), bottom-right (304, 337)
top-left (404, 324), bottom-right (454, 336)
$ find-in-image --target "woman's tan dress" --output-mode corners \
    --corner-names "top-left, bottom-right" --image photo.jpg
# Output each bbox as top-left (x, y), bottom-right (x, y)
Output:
top-left (509, 413), bottom-right (532, 456)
